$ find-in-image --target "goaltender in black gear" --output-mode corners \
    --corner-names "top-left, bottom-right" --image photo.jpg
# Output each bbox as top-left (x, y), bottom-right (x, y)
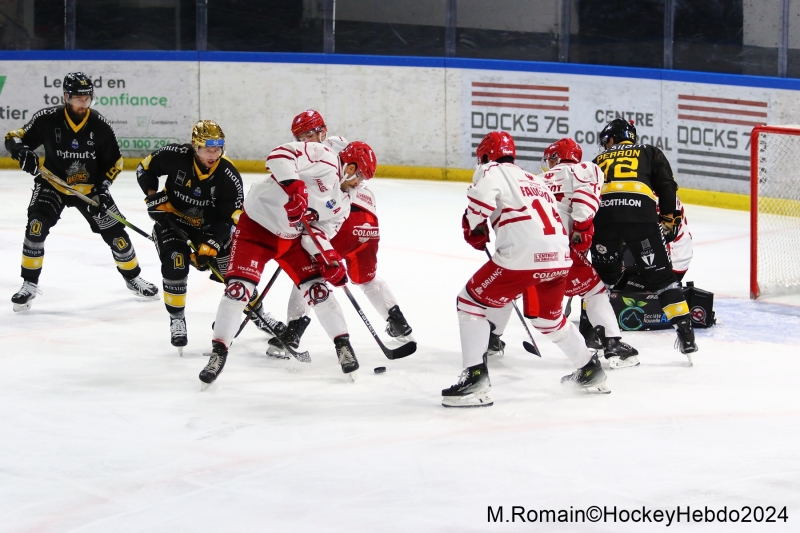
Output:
top-left (136, 120), bottom-right (244, 352)
top-left (4, 72), bottom-right (158, 312)
top-left (591, 118), bottom-right (698, 361)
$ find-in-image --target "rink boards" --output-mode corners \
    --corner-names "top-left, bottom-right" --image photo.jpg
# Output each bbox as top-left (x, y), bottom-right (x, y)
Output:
top-left (3, 51), bottom-right (800, 197)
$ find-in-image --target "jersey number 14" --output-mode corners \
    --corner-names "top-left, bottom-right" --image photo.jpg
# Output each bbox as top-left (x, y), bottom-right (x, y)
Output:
top-left (531, 199), bottom-right (567, 236)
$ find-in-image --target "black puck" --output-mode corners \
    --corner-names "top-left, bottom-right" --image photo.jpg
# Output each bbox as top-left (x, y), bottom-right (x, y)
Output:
top-left (373, 366), bottom-right (387, 374)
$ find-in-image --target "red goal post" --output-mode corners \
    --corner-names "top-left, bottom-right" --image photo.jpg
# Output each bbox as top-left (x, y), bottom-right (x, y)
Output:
top-left (750, 125), bottom-right (800, 299)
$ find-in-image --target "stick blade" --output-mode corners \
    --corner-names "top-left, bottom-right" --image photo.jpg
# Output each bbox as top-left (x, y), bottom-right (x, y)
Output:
top-left (384, 341), bottom-right (417, 360)
top-left (291, 349), bottom-right (312, 363)
top-left (523, 341), bottom-right (541, 357)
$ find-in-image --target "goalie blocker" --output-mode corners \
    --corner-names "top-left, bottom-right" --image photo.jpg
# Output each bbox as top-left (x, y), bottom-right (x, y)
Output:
top-left (606, 282), bottom-right (716, 331)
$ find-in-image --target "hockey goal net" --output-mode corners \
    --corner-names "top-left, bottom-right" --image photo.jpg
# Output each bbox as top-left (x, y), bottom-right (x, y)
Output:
top-left (750, 125), bottom-right (800, 299)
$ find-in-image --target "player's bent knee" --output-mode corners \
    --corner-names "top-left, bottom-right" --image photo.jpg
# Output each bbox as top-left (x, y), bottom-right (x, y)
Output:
top-left (302, 280), bottom-right (333, 308)
top-left (223, 278), bottom-right (255, 302)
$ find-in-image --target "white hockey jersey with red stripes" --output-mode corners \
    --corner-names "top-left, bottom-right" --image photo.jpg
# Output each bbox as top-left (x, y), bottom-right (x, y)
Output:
top-left (243, 141), bottom-right (349, 251)
top-left (538, 161), bottom-right (602, 231)
top-left (466, 161), bottom-right (571, 271)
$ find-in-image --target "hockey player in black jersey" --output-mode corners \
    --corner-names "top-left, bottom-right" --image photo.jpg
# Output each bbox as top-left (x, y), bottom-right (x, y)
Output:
top-left (4, 72), bottom-right (158, 312)
top-left (136, 120), bottom-right (249, 352)
top-left (591, 118), bottom-right (698, 362)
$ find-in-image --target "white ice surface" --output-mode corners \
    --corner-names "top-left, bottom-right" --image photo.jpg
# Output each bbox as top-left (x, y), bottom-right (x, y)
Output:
top-left (1, 171), bottom-right (798, 532)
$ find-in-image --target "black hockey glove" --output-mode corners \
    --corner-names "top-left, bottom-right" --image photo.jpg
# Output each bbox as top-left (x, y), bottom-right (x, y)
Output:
top-left (659, 212), bottom-right (682, 243)
top-left (88, 182), bottom-right (112, 216)
top-left (15, 148), bottom-right (40, 176)
top-left (191, 236), bottom-right (221, 270)
top-left (145, 191), bottom-right (174, 225)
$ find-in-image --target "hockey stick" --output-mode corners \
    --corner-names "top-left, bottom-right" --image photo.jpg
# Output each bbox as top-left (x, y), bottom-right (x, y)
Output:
top-left (300, 217), bottom-right (416, 360)
top-left (565, 296), bottom-right (573, 317)
top-left (167, 220), bottom-right (306, 361)
top-left (37, 167), bottom-right (154, 242)
top-left (234, 265), bottom-right (283, 339)
top-left (483, 248), bottom-right (541, 357)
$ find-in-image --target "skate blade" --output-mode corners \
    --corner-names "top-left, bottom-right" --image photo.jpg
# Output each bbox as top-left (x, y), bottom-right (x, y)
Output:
top-left (200, 380), bottom-right (214, 391)
top-left (442, 391), bottom-right (494, 408)
top-left (608, 355), bottom-right (640, 369)
top-left (177, 346), bottom-right (184, 357)
top-left (348, 371), bottom-right (357, 383)
top-left (128, 289), bottom-right (160, 301)
top-left (265, 347), bottom-right (291, 360)
top-left (12, 302), bottom-right (32, 312)
top-left (686, 353), bottom-right (694, 367)
top-left (562, 380), bottom-right (611, 394)
top-left (486, 349), bottom-right (504, 358)
top-left (388, 333), bottom-right (416, 345)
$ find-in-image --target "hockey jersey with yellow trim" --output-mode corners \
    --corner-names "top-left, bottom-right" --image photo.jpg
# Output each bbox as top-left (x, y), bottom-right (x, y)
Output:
top-left (4, 105), bottom-right (123, 195)
top-left (136, 143), bottom-right (244, 240)
top-left (592, 141), bottom-right (678, 224)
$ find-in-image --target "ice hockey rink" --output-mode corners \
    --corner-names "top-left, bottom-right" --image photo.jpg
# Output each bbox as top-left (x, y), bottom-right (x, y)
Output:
top-left (1, 169), bottom-right (798, 532)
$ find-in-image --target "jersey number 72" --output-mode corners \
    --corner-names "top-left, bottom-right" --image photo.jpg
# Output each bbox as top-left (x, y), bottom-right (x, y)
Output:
top-left (597, 157), bottom-right (639, 182)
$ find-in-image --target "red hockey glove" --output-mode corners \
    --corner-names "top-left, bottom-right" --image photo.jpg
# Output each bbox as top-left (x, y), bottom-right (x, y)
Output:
top-left (571, 218), bottom-right (594, 252)
top-left (659, 212), bottom-right (682, 243)
top-left (284, 180), bottom-right (309, 224)
top-left (316, 249), bottom-right (348, 287)
top-left (462, 212), bottom-right (490, 251)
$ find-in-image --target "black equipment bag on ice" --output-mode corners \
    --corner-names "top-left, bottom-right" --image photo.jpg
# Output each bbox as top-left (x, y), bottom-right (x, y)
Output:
top-left (608, 282), bottom-right (716, 332)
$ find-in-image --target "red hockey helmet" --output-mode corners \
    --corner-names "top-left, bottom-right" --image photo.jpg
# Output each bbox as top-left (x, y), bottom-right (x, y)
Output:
top-left (291, 109), bottom-right (326, 139)
top-left (476, 131), bottom-right (516, 164)
top-left (542, 138), bottom-right (582, 170)
top-left (340, 141), bottom-right (377, 179)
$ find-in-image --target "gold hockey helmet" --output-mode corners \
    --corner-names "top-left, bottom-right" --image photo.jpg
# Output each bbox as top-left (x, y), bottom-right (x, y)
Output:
top-left (191, 120), bottom-right (226, 152)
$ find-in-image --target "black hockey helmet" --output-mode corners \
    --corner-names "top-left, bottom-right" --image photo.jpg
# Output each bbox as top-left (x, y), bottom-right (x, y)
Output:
top-left (599, 118), bottom-right (636, 147)
top-left (63, 72), bottom-right (94, 98)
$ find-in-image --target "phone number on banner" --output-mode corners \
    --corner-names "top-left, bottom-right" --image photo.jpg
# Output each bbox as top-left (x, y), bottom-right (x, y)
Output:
top-left (118, 138), bottom-right (180, 151)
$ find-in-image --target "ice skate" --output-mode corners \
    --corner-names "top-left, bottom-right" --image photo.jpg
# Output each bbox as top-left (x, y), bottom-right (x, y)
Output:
top-left (580, 315), bottom-right (603, 350)
top-left (244, 289), bottom-right (285, 338)
top-left (561, 355), bottom-right (610, 394)
top-left (170, 314), bottom-right (188, 356)
top-left (199, 341), bottom-right (227, 388)
top-left (246, 307), bottom-right (286, 339)
top-left (334, 334), bottom-right (359, 376)
top-left (267, 316), bottom-right (310, 359)
top-left (442, 363), bottom-right (493, 407)
top-left (385, 305), bottom-right (414, 343)
top-left (602, 332), bottom-right (640, 369)
top-left (674, 317), bottom-right (697, 365)
top-left (486, 330), bottom-right (505, 357)
top-left (125, 276), bottom-right (159, 298)
top-left (11, 281), bottom-right (41, 312)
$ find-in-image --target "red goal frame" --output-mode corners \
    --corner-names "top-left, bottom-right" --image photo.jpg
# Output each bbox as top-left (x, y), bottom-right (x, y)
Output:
top-left (750, 125), bottom-right (800, 299)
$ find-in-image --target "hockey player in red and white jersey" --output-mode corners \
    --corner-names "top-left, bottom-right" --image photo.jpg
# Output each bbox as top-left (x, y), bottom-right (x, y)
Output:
top-left (442, 131), bottom-right (609, 408)
top-left (535, 137), bottom-right (640, 369)
top-left (668, 196), bottom-right (692, 279)
top-left (198, 138), bottom-right (375, 385)
top-left (266, 110), bottom-right (413, 358)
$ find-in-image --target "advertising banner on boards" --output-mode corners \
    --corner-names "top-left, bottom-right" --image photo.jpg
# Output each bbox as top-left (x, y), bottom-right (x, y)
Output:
top-left (0, 61), bottom-right (198, 161)
top-left (462, 69), bottom-right (786, 194)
